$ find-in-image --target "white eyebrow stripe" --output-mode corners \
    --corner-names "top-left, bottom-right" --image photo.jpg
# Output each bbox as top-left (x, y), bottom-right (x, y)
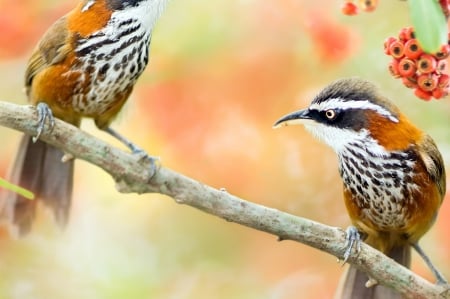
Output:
top-left (309, 98), bottom-right (399, 123)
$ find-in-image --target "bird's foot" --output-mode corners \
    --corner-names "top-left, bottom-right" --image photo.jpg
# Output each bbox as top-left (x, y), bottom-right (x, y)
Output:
top-left (343, 226), bottom-right (362, 264)
top-left (33, 102), bottom-right (55, 142)
top-left (134, 150), bottom-right (160, 178)
top-left (104, 127), bottom-right (159, 177)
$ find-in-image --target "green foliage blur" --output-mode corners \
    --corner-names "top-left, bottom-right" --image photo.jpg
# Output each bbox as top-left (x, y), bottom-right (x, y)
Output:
top-left (409, 0), bottom-right (447, 52)
top-left (0, 1), bottom-right (449, 298)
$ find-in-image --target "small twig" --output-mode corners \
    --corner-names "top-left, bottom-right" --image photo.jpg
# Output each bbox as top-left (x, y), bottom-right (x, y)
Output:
top-left (0, 101), bottom-right (448, 299)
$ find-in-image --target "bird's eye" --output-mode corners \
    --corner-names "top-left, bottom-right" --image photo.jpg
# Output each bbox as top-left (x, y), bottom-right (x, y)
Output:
top-left (325, 109), bottom-right (337, 120)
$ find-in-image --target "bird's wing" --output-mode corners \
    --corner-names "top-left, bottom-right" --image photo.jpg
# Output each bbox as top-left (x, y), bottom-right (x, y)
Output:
top-left (419, 134), bottom-right (446, 201)
top-left (25, 16), bottom-right (72, 95)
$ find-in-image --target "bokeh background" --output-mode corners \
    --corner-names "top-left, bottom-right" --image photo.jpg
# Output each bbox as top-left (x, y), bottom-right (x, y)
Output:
top-left (0, 0), bottom-right (449, 298)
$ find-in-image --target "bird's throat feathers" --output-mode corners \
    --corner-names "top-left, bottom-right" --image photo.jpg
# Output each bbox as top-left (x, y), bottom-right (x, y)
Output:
top-left (71, 0), bottom-right (168, 38)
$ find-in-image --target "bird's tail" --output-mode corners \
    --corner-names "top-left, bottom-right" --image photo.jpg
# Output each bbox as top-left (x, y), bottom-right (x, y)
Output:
top-left (336, 245), bottom-right (411, 299)
top-left (0, 135), bottom-right (73, 235)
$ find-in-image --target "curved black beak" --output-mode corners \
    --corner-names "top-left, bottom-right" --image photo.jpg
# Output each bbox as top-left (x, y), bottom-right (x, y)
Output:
top-left (273, 109), bottom-right (312, 128)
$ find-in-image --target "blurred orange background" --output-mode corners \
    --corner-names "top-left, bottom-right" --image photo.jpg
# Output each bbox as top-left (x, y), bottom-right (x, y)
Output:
top-left (0, 0), bottom-right (449, 298)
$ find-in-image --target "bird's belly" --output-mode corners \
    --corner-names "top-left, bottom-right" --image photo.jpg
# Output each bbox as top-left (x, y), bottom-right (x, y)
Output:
top-left (358, 197), bottom-right (410, 230)
top-left (340, 150), bottom-right (419, 232)
top-left (71, 74), bottom-right (138, 116)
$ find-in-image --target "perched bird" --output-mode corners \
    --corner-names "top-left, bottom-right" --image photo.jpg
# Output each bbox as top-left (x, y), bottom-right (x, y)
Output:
top-left (1, 0), bottom-right (169, 235)
top-left (274, 78), bottom-right (447, 298)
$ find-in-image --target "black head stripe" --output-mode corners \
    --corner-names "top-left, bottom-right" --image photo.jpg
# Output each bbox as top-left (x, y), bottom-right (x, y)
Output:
top-left (309, 108), bottom-right (368, 131)
top-left (107, 0), bottom-right (145, 10)
top-left (312, 78), bottom-right (400, 120)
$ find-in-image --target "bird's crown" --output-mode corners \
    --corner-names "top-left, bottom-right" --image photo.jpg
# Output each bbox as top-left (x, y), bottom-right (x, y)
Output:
top-left (308, 78), bottom-right (400, 130)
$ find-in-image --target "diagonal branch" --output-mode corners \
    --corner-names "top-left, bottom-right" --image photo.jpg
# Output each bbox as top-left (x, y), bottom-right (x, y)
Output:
top-left (0, 101), bottom-right (448, 299)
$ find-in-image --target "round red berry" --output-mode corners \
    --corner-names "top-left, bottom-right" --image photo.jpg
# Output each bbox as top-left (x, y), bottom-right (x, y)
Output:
top-left (432, 87), bottom-right (446, 99)
top-left (341, 2), bottom-right (358, 15)
top-left (384, 37), bottom-right (397, 55)
top-left (417, 74), bottom-right (438, 91)
top-left (398, 27), bottom-right (415, 41)
top-left (398, 58), bottom-right (417, 77)
top-left (388, 59), bottom-right (401, 78)
top-left (414, 87), bottom-right (432, 101)
top-left (389, 40), bottom-right (405, 59)
top-left (416, 54), bottom-right (437, 74)
top-left (437, 59), bottom-right (448, 74)
top-left (404, 39), bottom-right (423, 59)
top-left (434, 44), bottom-right (450, 60)
top-left (402, 76), bottom-right (418, 89)
top-left (438, 74), bottom-right (450, 88)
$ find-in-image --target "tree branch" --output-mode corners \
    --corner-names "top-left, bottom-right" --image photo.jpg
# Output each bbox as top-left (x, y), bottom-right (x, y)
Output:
top-left (0, 101), bottom-right (448, 299)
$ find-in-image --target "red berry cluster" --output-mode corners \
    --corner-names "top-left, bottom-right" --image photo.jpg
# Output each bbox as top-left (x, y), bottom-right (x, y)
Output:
top-left (341, 0), bottom-right (378, 16)
top-left (385, 27), bottom-right (450, 100)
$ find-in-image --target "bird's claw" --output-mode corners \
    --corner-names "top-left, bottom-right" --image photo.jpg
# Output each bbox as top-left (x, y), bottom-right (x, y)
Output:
top-left (132, 148), bottom-right (160, 178)
top-left (33, 102), bottom-right (55, 142)
top-left (103, 127), bottom-right (160, 178)
top-left (130, 145), bottom-right (147, 157)
top-left (343, 226), bottom-right (361, 264)
top-left (144, 154), bottom-right (160, 178)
